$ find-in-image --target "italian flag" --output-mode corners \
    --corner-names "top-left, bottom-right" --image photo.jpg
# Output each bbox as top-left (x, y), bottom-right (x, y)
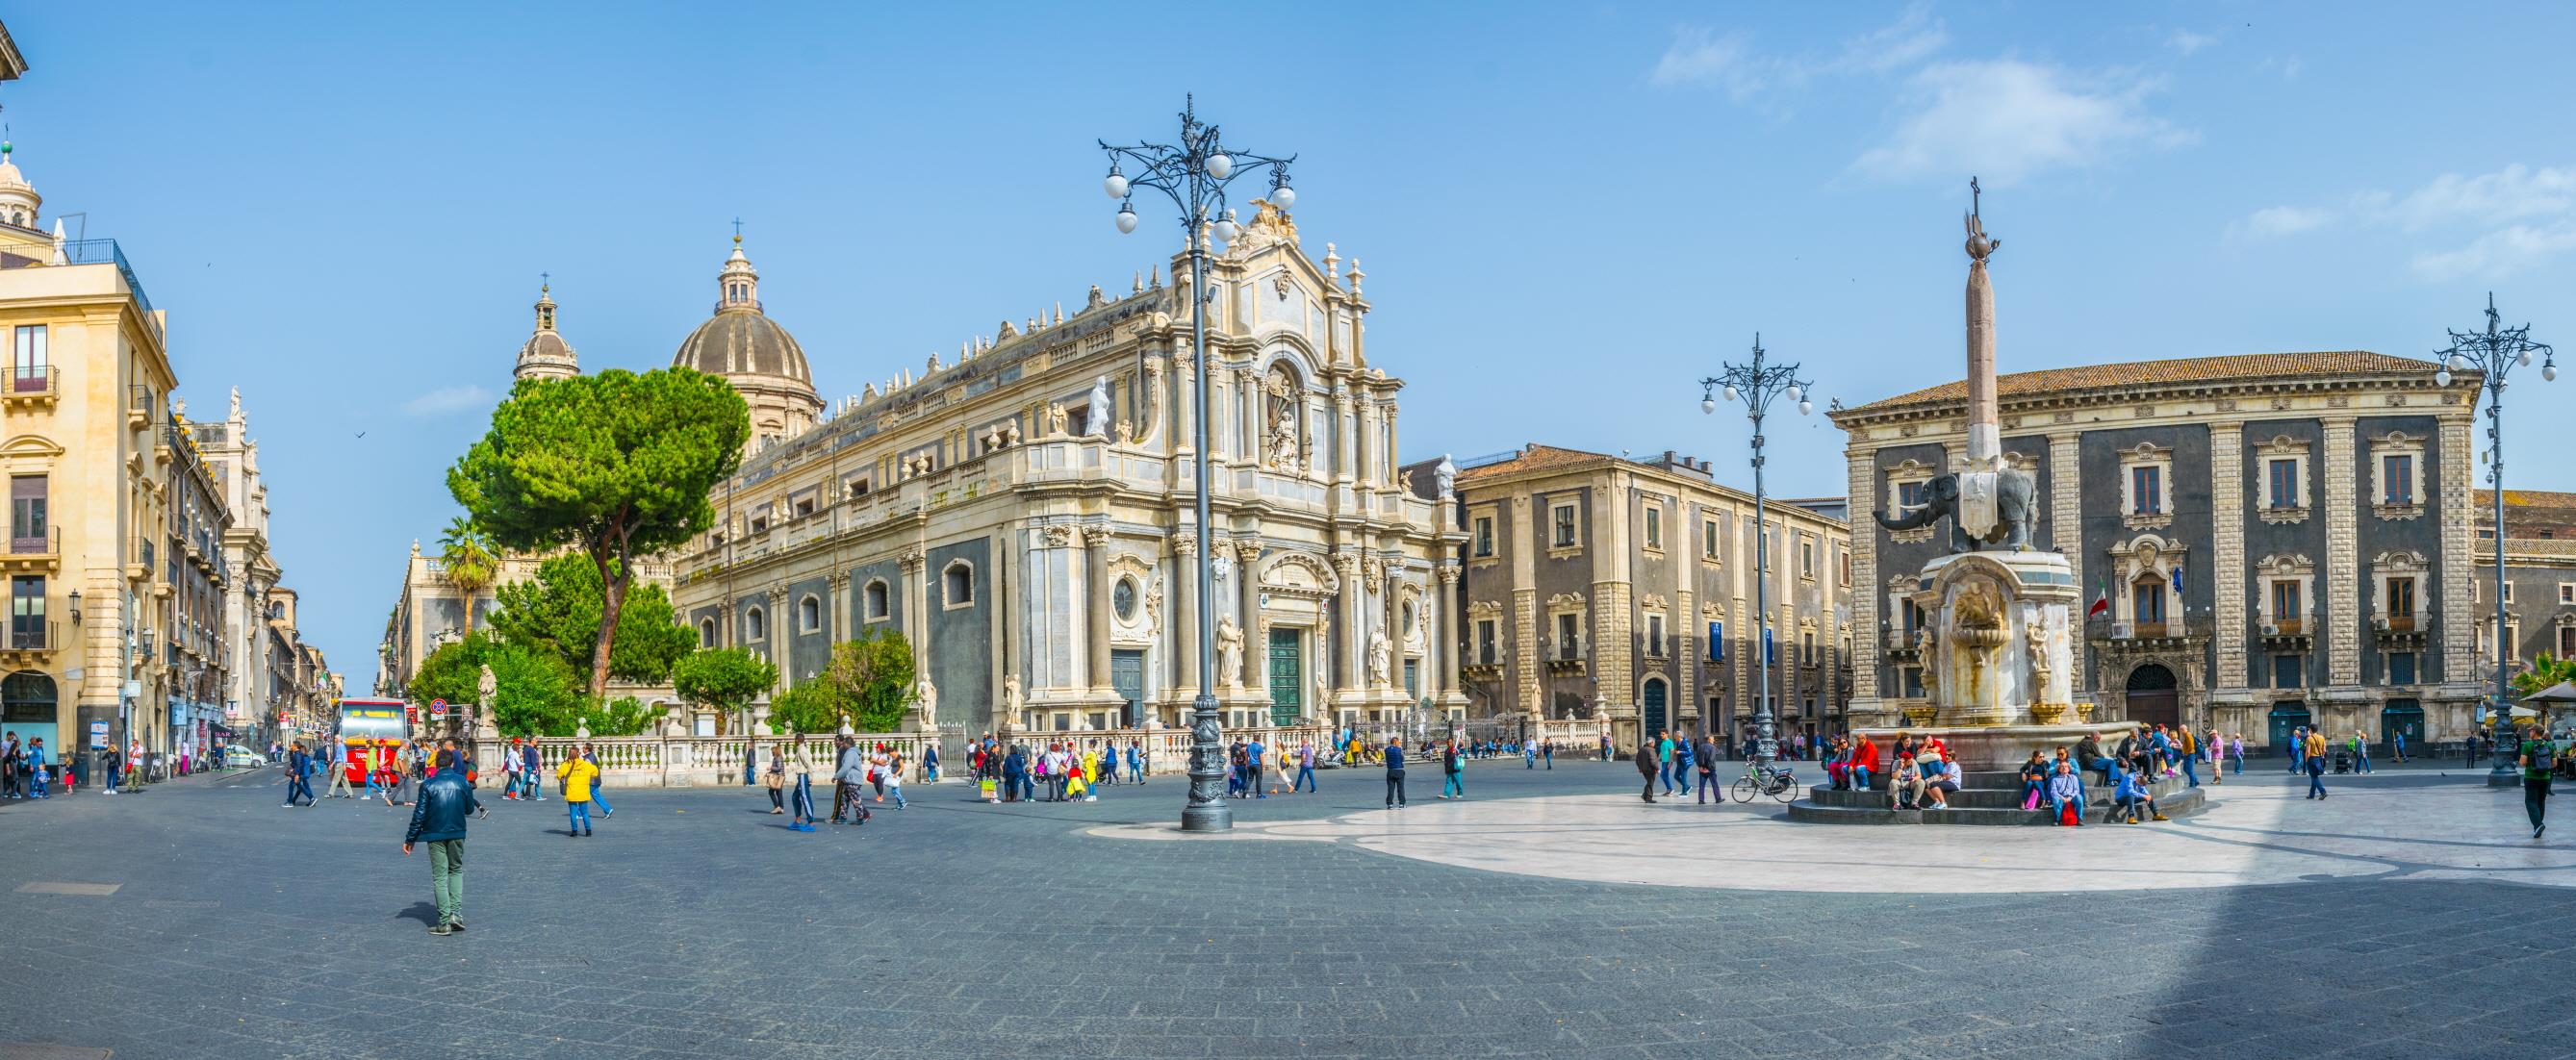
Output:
top-left (2087, 576), bottom-right (2109, 618)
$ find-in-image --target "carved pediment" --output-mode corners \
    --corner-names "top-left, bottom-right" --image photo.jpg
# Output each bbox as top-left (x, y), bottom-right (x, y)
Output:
top-left (1545, 592), bottom-right (1587, 610)
top-left (1259, 551), bottom-right (1339, 596)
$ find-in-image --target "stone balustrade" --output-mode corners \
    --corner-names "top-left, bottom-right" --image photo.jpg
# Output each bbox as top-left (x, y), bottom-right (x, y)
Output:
top-left (486, 724), bottom-right (1365, 789)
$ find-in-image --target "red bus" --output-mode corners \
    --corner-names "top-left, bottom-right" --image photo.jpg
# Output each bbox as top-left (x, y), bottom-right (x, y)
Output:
top-left (335, 698), bottom-right (411, 784)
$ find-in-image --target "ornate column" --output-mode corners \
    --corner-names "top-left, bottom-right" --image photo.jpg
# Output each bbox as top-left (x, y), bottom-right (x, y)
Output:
top-left (1437, 565), bottom-right (1465, 711)
top-left (764, 585), bottom-right (790, 694)
top-left (1237, 541), bottom-right (1265, 703)
top-left (1238, 363), bottom-right (1262, 469)
top-left (2208, 420), bottom-right (2249, 692)
top-left (1355, 394), bottom-right (1378, 488)
top-left (1374, 559), bottom-right (1397, 693)
top-left (2048, 431), bottom-right (2084, 692)
top-left (1170, 340), bottom-right (1196, 459)
top-left (1172, 533), bottom-right (1200, 700)
top-left (2437, 416), bottom-right (2476, 692)
top-left (827, 571), bottom-right (851, 641)
top-left (1084, 525), bottom-right (1113, 696)
top-left (2322, 416), bottom-right (2360, 686)
top-left (899, 549), bottom-right (928, 676)
top-left (1333, 385), bottom-right (1357, 486)
top-left (1333, 550), bottom-right (1364, 694)
top-left (1845, 448), bottom-right (1880, 708)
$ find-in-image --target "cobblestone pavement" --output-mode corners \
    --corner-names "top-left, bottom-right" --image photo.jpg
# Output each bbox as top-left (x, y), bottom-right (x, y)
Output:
top-left (3, 758), bottom-right (2573, 1059)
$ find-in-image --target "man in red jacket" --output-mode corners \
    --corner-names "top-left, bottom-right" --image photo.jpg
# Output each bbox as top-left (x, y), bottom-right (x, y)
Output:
top-left (1849, 735), bottom-right (1880, 793)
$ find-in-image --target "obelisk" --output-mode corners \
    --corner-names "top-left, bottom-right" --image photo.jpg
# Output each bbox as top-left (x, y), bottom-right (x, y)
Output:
top-left (1963, 177), bottom-right (2002, 470)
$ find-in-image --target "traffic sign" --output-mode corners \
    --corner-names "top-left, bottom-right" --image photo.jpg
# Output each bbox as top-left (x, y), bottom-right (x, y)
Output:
top-left (430, 698), bottom-right (448, 720)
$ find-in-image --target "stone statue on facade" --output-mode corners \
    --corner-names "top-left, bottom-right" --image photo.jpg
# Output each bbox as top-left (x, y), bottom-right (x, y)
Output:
top-left (1263, 372), bottom-right (1300, 468)
top-left (1047, 402), bottom-right (1068, 437)
top-left (1003, 675), bottom-right (1025, 731)
top-left (1367, 629), bottom-right (1391, 688)
top-left (1433, 454), bottom-right (1457, 499)
top-left (1216, 618), bottom-right (1245, 691)
top-left (476, 664), bottom-right (497, 708)
top-left (913, 677), bottom-right (938, 731)
top-left (1085, 375), bottom-right (1112, 438)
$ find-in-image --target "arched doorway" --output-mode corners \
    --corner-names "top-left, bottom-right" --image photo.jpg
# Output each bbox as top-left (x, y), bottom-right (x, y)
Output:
top-left (2268, 702), bottom-right (2312, 751)
top-left (1, 669), bottom-right (58, 755)
top-left (1641, 677), bottom-right (1669, 738)
top-left (2125, 663), bottom-right (2179, 728)
top-left (2381, 700), bottom-right (2424, 755)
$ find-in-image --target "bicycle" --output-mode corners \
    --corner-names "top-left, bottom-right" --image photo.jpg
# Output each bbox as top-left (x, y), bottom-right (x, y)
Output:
top-left (1729, 760), bottom-right (1800, 804)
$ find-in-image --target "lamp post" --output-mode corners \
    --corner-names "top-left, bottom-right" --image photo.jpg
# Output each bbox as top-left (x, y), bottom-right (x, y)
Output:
top-left (1098, 95), bottom-right (1297, 833)
top-left (2435, 293), bottom-right (2554, 786)
top-left (1700, 335), bottom-right (1817, 768)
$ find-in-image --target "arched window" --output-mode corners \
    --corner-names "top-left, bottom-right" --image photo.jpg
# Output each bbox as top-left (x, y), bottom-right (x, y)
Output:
top-left (943, 560), bottom-right (974, 608)
top-left (745, 606), bottom-right (765, 641)
top-left (798, 594), bottom-right (821, 633)
top-left (864, 579), bottom-right (890, 621)
top-left (699, 618), bottom-right (717, 647)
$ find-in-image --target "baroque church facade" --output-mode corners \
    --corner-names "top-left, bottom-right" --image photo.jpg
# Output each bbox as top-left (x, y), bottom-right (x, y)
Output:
top-left (658, 204), bottom-right (1467, 735)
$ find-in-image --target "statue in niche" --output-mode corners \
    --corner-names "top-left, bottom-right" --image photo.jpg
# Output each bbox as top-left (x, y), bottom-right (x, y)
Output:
top-left (1367, 628), bottom-right (1391, 687)
top-left (1263, 367), bottom-right (1300, 468)
top-left (914, 678), bottom-right (937, 731)
top-left (1084, 375), bottom-right (1112, 439)
top-left (1047, 403), bottom-right (1068, 437)
top-left (1216, 618), bottom-right (1245, 690)
top-left (1002, 675), bottom-right (1025, 730)
top-left (1916, 626), bottom-right (1940, 700)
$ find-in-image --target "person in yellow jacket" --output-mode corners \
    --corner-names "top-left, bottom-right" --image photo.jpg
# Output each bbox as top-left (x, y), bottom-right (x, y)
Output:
top-left (555, 743), bottom-right (600, 838)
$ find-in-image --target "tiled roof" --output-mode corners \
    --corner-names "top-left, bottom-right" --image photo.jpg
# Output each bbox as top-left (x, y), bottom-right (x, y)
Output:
top-left (1839, 351), bottom-right (2444, 417)
top-left (1453, 442), bottom-right (1617, 484)
top-left (2478, 490), bottom-right (2576, 510)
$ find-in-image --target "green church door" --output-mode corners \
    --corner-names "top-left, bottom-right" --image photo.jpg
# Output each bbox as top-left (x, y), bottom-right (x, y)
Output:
top-left (1267, 628), bottom-right (1302, 727)
top-left (1110, 649), bottom-right (1145, 728)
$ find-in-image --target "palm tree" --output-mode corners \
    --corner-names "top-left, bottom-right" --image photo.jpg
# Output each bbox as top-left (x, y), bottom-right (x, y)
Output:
top-left (437, 516), bottom-right (499, 625)
top-left (2512, 651), bottom-right (2576, 700)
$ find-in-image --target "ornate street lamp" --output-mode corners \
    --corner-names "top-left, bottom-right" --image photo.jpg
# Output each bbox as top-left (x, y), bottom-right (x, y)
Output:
top-left (1700, 335), bottom-right (1819, 768)
top-left (1099, 95), bottom-right (1296, 833)
top-left (2436, 294), bottom-right (2554, 785)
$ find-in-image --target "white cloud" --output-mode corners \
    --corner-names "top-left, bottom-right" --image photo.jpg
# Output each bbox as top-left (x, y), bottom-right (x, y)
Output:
top-left (403, 385), bottom-right (492, 416)
top-left (2235, 164), bottom-right (2576, 280)
top-left (1651, 27), bottom-right (1766, 98)
top-left (1849, 61), bottom-right (2195, 187)
top-left (2165, 30), bottom-right (2217, 56)
top-left (2240, 205), bottom-right (2334, 239)
top-left (1651, 6), bottom-right (1947, 101)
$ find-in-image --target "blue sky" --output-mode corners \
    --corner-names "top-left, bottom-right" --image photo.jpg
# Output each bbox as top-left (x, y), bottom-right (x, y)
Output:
top-left (8, 3), bottom-right (2575, 688)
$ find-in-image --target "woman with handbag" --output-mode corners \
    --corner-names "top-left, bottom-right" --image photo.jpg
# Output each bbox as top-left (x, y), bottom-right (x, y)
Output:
top-left (763, 745), bottom-right (786, 814)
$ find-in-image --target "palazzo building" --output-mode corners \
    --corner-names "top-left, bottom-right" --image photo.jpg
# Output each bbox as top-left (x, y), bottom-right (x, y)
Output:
top-left (669, 202), bottom-right (1464, 735)
top-left (1443, 443), bottom-right (1853, 750)
top-left (2474, 489), bottom-right (2576, 679)
top-left (1833, 352), bottom-right (2485, 749)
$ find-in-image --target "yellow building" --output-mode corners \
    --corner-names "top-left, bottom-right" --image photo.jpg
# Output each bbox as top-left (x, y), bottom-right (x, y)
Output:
top-left (0, 139), bottom-right (186, 769)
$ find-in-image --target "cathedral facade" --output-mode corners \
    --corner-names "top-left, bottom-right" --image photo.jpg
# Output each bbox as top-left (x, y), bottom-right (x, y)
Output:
top-left (664, 204), bottom-right (1466, 735)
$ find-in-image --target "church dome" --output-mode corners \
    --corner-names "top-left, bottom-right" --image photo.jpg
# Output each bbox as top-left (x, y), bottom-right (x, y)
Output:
top-left (514, 281), bottom-right (579, 383)
top-left (0, 141), bottom-right (43, 232)
top-left (675, 308), bottom-right (812, 384)
top-left (672, 235), bottom-right (814, 387)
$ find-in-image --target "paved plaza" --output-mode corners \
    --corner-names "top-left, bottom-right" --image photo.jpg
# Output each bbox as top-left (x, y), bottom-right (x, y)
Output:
top-left (4, 758), bottom-right (2574, 1059)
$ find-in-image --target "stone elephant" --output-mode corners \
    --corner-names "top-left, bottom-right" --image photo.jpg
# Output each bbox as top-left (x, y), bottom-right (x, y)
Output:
top-left (1874, 469), bottom-right (2037, 552)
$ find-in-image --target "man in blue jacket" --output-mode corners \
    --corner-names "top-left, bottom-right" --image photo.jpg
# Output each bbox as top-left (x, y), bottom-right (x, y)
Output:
top-left (1384, 738), bottom-right (1407, 809)
top-left (403, 750), bottom-right (486, 936)
top-left (1671, 735), bottom-right (1696, 798)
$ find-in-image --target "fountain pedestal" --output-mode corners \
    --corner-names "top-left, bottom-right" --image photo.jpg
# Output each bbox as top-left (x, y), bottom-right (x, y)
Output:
top-left (1859, 550), bottom-right (2130, 771)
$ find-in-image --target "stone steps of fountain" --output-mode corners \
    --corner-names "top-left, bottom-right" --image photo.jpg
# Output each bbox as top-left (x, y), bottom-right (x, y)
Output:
top-left (1786, 772), bottom-right (2206, 826)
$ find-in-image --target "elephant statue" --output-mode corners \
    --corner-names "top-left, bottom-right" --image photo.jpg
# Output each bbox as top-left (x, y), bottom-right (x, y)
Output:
top-left (1875, 469), bottom-right (2038, 553)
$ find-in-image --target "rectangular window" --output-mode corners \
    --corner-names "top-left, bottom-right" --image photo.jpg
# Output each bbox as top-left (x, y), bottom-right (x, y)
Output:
top-left (1476, 619), bottom-right (1496, 665)
top-left (1703, 519), bottom-right (1720, 559)
top-left (749, 505), bottom-right (772, 533)
top-left (2505, 582), bottom-right (2516, 604)
top-left (12, 324), bottom-right (44, 392)
top-left (844, 475), bottom-right (871, 500)
top-left (2271, 580), bottom-right (2302, 626)
top-left (1800, 631), bottom-right (1817, 664)
top-left (1556, 613), bottom-right (1579, 661)
top-left (9, 475), bottom-right (44, 553)
top-left (1839, 551), bottom-right (1851, 587)
top-left (1472, 517), bottom-right (1494, 558)
top-left (1901, 667), bottom-right (1925, 698)
top-left (1552, 504), bottom-right (1577, 548)
top-left (2389, 651), bottom-right (2417, 685)
top-left (2271, 654), bottom-right (2304, 689)
top-left (2382, 454), bottom-right (2414, 505)
top-left (2563, 583), bottom-right (2575, 606)
top-left (2131, 466), bottom-right (2162, 516)
top-left (2563, 626), bottom-right (2576, 659)
top-left (2389, 578), bottom-right (2417, 620)
top-left (2132, 581), bottom-right (2167, 624)
top-left (1646, 615), bottom-right (1665, 656)
top-left (10, 574), bottom-right (40, 649)
top-left (1708, 620), bottom-right (1725, 662)
top-left (2267, 459), bottom-right (2299, 509)
top-left (1644, 507), bottom-right (1662, 550)
top-left (1799, 540), bottom-right (1815, 578)
top-left (1898, 480), bottom-right (1924, 512)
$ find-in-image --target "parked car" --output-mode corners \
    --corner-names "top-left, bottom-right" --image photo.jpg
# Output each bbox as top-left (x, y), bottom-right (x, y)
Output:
top-left (220, 745), bottom-right (265, 770)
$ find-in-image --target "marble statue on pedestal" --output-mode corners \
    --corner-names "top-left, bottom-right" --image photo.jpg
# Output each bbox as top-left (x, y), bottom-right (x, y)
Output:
top-left (1215, 618), bottom-right (1245, 691)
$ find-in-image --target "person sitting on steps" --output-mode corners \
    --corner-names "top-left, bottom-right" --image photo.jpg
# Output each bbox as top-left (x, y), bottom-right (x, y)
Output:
top-left (2111, 765), bottom-right (2168, 823)
top-left (2046, 760), bottom-right (2086, 826)
top-left (1889, 755), bottom-right (1926, 811)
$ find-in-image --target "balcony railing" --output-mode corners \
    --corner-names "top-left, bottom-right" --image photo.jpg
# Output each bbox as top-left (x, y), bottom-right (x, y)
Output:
top-left (60, 239), bottom-right (159, 331)
top-left (4, 620), bottom-right (56, 653)
top-left (5, 365), bottom-right (54, 403)
top-left (2088, 615), bottom-right (2214, 642)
